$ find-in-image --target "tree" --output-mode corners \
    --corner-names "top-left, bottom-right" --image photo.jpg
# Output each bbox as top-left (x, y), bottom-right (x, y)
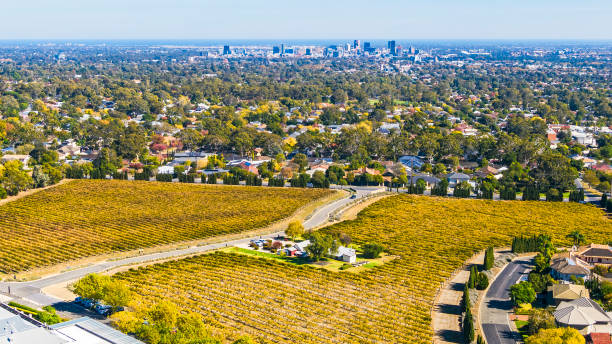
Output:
top-left (362, 243), bottom-right (384, 259)
top-left (510, 281), bottom-right (536, 306)
top-left (530, 152), bottom-right (578, 192)
top-left (484, 247), bottom-right (494, 270)
top-left (305, 232), bottom-right (337, 261)
top-left (32, 165), bottom-right (50, 188)
top-left (453, 181), bottom-right (471, 198)
top-left (1, 160), bottom-right (33, 195)
top-left (292, 153), bottom-right (308, 172)
top-left (72, 273), bottom-right (110, 302)
top-left (566, 230), bottom-right (585, 247)
top-left (527, 309), bottom-right (556, 335)
top-left (285, 221), bottom-right (304, 241)
top-left (102, 279), bottom-right (132, 311)
top-left (462, 284), bottom-right (470, 313)
top-left (476, 272), bottom-right (489, 290)
top-left (524, 327), bottom-right (584, 344)
top-left (463, 308), bottom-right (474, 343)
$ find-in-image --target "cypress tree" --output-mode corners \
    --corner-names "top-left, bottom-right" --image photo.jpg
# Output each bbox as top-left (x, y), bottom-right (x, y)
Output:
top-left (484, 247), bottom-right (494, 270)
top-left (463, 308), bottom-right (475, 343)
top-left (462, 284), bottom-right (470, 313)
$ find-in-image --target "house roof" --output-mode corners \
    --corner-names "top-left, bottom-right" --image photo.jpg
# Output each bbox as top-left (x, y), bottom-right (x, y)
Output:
top-left (554, 297), bottom-right (612, 327)
top-left (548, 284), bottom-right (589, 300)
top-left (550, 258), bottom-right (590, 276)
top-left (578, 244), bottom-right (612, 259)
top-left (447, 172), bottom-right (471, 180)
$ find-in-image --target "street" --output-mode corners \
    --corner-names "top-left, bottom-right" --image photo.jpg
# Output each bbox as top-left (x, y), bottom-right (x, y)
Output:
top-left (481, 258), bottom-right (533, 344)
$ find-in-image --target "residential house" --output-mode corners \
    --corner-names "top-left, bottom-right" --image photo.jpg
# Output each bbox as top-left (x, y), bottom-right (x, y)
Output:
top-left (157, 165), bottom-right (174, 175)
top-left (447, 172), bottom-right (471, 187)
top-left (334, 246), bottom-right (357, 264)
top-left (553, 297), bottom-right (612, 335)
top-left (398, 155), bottom-right (424, 170)
top-left (1, 155), bottom-right (31, 169)
top-left (475, 165), bottom-right (499, 179)
top-left (294, 240), bottom-right (310, 252)
top-left (550, 257), bottom-right (591, 281)
top-left (576, 244), bottom-right (612, 266)
top-left (547, 284), bottom-right (590, 306)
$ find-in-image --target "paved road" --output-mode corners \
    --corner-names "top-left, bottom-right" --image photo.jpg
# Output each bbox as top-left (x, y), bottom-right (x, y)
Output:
top-left (481, 258), bottom-right (533, 344)
top-left (0, 187), bottom-right (381, 306)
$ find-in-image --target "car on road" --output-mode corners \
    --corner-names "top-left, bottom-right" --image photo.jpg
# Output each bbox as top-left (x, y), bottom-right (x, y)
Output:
top-left (350, 194), bottom-right (357, 199)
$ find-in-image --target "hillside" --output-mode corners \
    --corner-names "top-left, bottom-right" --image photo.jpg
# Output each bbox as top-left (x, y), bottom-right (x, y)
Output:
top-left (0, 180), bottom-right (332, 273)
top-left (114, 195), bottom-right (612, 343)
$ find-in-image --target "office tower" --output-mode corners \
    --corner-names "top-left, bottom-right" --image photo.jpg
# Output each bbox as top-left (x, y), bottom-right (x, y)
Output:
top-left (305, 48), bottom-right (311, 56)
top-left (345, 43), bottom-right (351, 52)
top-left (409, 46), bottom-right (416, 54)
top-left (223, 45), bottom-right (231, 55)
top-left (353, 39), bottom-right (360, 50)
top-left (363, 42), bottom-right (371, 52)
top-left (388, 40), bottom-right (396, 55)
top-left (273, 46), bottom-right (280, 54)
top-left (281, 43), bottom-right (285, 55)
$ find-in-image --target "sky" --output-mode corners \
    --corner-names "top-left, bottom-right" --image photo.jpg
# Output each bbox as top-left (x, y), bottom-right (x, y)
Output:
top-left (1, 0), bottom-right (611, 40)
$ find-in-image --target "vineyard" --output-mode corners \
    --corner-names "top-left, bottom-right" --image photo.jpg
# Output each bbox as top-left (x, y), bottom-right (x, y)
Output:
top-left (114, 195), bottom-right (612, 344)
top-left (0, 179), bottom-right (331, 273)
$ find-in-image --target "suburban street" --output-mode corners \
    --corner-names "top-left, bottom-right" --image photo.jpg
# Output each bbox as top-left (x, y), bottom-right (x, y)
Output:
top-left (0, 187), bottom-right (382, 306)
top-left (481, 258), bottom-right (533, 344)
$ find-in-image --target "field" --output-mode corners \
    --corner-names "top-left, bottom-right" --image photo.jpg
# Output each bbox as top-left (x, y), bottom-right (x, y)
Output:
top-left (114, 195), bottom-right (612, 344)
top-left (0, 180), bottom-right (331, 273)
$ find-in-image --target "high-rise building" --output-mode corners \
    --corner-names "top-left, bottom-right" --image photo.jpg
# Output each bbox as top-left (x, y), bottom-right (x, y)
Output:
top-left (363, 42), bottom-right (372, 53)
top-left (353, 40), bottom-right (360, 50)
top-left (281, 43), bottom-right (285, 55)
top-left (273, 46), bottom-right (280, 54)
top-left (388, 40), bottom-right (396, 55)
top-left (223, 45), bottom-right (231, 55)
top-left (305, 48), bottom-right (311, 56)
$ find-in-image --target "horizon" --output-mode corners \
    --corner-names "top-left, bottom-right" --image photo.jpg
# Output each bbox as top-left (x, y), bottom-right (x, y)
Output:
top-left (1, 0), bottom-right (611, 40)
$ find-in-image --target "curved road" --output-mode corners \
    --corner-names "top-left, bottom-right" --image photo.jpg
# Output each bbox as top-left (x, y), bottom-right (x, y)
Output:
top-left (480, 258), bottom-right (533, 344)
top-left (0, 186), bottom-right (382, 306)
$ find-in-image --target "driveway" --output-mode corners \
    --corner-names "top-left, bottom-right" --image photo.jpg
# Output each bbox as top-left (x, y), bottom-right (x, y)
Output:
top-left (481, 258), bottom-right (533, 344)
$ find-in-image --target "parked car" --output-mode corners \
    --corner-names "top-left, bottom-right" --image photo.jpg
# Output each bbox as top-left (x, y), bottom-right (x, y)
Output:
top-left (350, 194), bottom-right (357, 199)
top-left (94, 304), bottom-right (112, 316)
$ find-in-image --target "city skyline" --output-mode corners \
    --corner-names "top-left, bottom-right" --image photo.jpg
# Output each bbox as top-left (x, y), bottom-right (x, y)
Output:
top-left (0, 0), bottom-right (611, 40)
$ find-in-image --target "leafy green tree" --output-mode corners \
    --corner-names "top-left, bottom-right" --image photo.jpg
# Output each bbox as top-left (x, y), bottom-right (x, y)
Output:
top-left (102, 279), bottom-right (132, 311)
top-left (305, 232), bottom-right (337, 261)
top-left (362, 243), bottom-right (384, 259)
top-left (1, 160), bottom-right (33, 196)
top-left (510, 281), bottom-right (536, 306)
top-left (566, 230), bottom-right (585, 246)
top-left (463, 308), bottom-right (474, 343)
top-left (32, 165), bottom-right (50, 188)
top-left (72, 273), bottom-right (110, 302)
top-left (286, 221), bottom-right (304, 241)
top-left (527, 309), bottom-right (556, 335)
top-left (524, 327), bottom-right (584, 344)
top-left (484, 247), bottom-right (494, 270)
top-left (292, 153), bottom-right (308, 172)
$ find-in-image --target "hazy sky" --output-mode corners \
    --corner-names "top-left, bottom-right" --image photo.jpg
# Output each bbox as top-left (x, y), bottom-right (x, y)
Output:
top-left (1, 0), bottom-right (611, 40)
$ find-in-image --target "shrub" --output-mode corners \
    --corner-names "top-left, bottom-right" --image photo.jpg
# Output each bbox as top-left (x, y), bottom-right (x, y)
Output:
top-left (476, 272), bottom-right (489, 290)
top-left (362, 243), bottom-right (384, 259)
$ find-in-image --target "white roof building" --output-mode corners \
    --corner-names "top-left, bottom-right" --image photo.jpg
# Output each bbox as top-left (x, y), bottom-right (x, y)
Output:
top-left (553, 297), bottom-right (612, 335)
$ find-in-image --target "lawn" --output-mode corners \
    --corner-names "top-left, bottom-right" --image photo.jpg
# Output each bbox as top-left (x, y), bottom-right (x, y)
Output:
top-left (0, 179), bottom-right (331, 273)
top-left (114, 195), bottom-right (611, 343)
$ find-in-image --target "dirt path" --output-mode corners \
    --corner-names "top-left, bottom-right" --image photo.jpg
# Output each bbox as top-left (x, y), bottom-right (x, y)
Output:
top-left (431, 251), bottom-right (484, 343)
